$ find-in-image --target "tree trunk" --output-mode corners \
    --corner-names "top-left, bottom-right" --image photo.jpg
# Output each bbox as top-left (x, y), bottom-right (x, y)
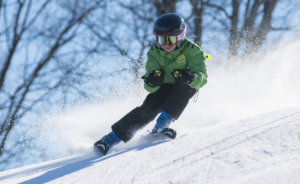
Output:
top-left (228, 0), bottom-right (241, 60)
top-left (243, 0), bottom-right (278, 56)
top-left (154, 0), bottom-right (177, 17)
top-left (190, 0), bottom-right (204, 46)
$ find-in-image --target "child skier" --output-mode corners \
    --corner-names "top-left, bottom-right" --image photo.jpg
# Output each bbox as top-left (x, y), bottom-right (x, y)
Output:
top-left (94, 13), bottom-right (208, 156)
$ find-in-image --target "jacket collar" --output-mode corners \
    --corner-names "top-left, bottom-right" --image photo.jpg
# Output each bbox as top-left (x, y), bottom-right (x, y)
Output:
top-left (158, 44), bottom-right (184, 60)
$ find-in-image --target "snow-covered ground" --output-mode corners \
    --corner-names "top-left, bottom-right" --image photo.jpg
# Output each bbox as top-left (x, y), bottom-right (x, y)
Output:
top-left (0, 105), bottom-right (299, 184)
top-left (1, 38), bottom-right (300, 183)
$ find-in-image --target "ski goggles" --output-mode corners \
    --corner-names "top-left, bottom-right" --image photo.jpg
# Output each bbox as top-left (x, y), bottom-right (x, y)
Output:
top-left (153, 27), bottom-right (186, 46)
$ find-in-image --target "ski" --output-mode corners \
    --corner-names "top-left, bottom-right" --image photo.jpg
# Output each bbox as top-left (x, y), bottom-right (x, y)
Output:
top-left (149, 127), bottom-right (177, 139)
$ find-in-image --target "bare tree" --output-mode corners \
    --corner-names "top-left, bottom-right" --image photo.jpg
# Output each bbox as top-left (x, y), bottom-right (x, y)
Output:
top-left (242, 0), bottom-right (278, 56)
top-left (0, 0), bottom-right (106, 165)
top-left (187, 0), bottom-right (206, 46)
top-left (85, 0), bottom-right (159, 94)
top-left (203, 0), bottom-right (292, 60)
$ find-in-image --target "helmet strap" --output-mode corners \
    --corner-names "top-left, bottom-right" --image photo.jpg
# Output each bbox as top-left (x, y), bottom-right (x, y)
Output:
top-left (176, 26), bottom-right (186, 42)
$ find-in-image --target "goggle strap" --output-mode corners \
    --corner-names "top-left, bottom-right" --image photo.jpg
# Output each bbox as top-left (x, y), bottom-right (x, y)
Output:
top-left (177, 26), bottom-right (186, 41)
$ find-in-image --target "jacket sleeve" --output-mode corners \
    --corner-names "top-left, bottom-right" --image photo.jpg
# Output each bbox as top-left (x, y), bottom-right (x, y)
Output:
top-left (187, 47), bottom-right (208, 89)
top-left (144, 49), bottom-right (161, 93)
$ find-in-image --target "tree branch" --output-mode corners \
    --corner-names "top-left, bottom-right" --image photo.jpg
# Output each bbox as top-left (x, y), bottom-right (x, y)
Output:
top-left (203, 2), bottom-right (231, 19)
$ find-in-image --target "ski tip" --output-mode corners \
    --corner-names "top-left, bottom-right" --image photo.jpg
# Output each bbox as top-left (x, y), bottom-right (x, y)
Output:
top-left (93, 147), bottom-right (106, 157)
top-left (161, 128), bottom-right (177, 139)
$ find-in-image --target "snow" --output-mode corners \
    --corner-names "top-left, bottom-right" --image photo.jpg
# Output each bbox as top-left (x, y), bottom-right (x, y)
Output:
top-left (0, 105), bottom-right (299, 184)
top-left (1, 37), bottom-right (300, 184)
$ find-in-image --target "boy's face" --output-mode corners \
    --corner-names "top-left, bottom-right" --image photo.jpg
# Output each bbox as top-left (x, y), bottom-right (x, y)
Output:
top-left (161, 44), bottom-right (176, 53)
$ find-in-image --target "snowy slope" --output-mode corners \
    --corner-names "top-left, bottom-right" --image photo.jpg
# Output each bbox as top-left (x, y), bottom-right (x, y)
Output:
top-left (1, 37), bottom-right (300, 184)
top-left (0, 105), bottom-right (299, 184)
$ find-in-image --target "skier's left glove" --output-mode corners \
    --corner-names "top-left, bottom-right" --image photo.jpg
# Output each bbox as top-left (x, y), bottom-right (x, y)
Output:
top-left (171, 69), bottom-right (195, 84)
top-left (142, 70), bottom-right (164, 87)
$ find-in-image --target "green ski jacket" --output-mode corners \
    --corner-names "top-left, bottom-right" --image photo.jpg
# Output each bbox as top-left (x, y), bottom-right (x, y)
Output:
top-left (144, 38), bottom-right (208, 93)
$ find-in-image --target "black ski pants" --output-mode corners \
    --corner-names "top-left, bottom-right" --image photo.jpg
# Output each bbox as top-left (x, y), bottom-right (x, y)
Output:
top-left (111, 83), bottom-right (197, 142)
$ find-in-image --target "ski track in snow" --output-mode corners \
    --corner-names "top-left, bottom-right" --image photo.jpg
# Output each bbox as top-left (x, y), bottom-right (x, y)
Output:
top-left (0, 106), bottom-right (300, 184)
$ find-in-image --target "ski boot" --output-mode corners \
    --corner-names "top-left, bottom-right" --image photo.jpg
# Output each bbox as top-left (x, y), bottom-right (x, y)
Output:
top-left (151, 111), bottom-right (177, 139)
top-left (93, 131), bottom-right (121, 157)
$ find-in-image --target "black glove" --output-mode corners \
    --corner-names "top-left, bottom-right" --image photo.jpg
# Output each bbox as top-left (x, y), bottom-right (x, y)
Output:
top-left (142, 70), bottom-right (164, 87)
top-left (171, 69), bottom-right (195, 84)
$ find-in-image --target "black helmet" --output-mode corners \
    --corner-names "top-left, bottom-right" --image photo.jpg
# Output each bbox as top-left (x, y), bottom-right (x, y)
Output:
top-left (153, 13), bottom-right (186, 35)
top-left (153, 13), bottom-right (186, 48)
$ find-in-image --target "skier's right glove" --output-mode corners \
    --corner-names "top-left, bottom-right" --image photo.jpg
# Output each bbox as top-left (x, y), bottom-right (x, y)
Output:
top-left (142, 70), bottom-right (164, 87)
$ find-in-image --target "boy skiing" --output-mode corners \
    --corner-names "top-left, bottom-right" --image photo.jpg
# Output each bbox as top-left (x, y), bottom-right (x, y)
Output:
top-left (94, 13), bottom-right (208, 156)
